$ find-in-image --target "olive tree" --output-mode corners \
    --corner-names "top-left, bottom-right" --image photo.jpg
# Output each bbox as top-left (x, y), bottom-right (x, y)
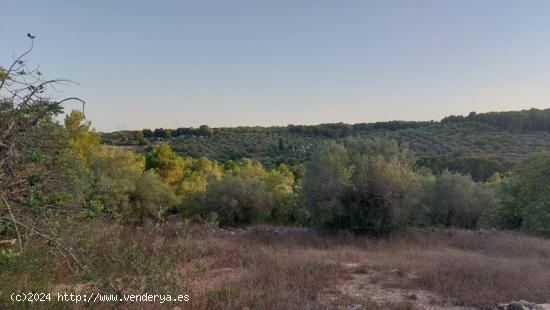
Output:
top-left (304, 138), bottom-right (422, 233)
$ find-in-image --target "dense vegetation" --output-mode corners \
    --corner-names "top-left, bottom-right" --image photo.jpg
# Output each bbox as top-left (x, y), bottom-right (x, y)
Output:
top-left (2, 37), bottom-right (550, 309)
top-left (104, 109), bottom-right (550, 182)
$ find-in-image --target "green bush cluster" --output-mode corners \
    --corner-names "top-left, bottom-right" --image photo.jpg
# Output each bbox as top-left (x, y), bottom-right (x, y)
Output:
top-left (303, 139), bottom-right (422, 234)
top-left (421, 171), bottom-right (497, 229)
top-left (485, 152), bottom-right (550, 236)
top-left (52, 112), bottom-right (550, 237)
top-left (142, 144), bottom-right (308, 226)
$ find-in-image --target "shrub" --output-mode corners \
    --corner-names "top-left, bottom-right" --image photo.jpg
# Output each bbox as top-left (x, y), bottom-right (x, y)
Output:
top-left (303, 141), bottom-right (350, 226)
top-left (199, 175), bottom-right (272, 225)
top-left (145, 144), bottom-right (184, 185)
top-left (304, 138), bottom-right (422, 233)
top-left (487, 152), bottom-right (550, 236)
top-left (84, 146), bottom-right (145, 216)
top-left (423, 171), bottom-right (496, 228)
top-left (126, 171), bottom-right (179, 223)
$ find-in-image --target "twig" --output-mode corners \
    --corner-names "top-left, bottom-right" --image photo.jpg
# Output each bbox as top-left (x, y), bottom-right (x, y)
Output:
top-left (0, 195), bottom-right (23, 252)
top-left (1, 215), bottom-right (85, 271)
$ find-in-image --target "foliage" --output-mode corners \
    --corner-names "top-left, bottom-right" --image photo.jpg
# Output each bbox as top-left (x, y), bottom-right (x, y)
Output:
top-left (145, 144), bottom-right (184, 185)
top-left (105, 109), bottom-right (550, 179)
top-left (0, 36), bottom-right (86, 263)
top-left (303, 141), bottom-right (350, 225)
top-left (304, 138), bottom-right (422, 233)
top-left (443, 108), bottom-right (550, 132)
top-left (65, 110), bottom-right (101, 162)
top-left (417, 156), bottom-right (517, 182)
top-left (199, 174), bottom-right (272, 225)
top-left (423, 171), bottom-right (496, 228)
top-left (486, 152), bottom-right (550, 236)
top-left (126, 171), bottom-right (178, 223)
top-left (84, 146), bottom-right (145, 217)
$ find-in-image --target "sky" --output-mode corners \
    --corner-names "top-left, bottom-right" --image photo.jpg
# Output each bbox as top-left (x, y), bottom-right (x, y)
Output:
top-left (2, 0), bottom-right (550, 132)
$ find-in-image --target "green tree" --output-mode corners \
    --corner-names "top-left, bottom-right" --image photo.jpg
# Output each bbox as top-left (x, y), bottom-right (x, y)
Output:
top-left (145, 144), bottom-right (183, 185)
top-left (424, 171), bottom-right (496, 228)
top-left (232, 159), bottom-right (267, 179)
top-left (64, 110), bottom-right (101, 162)
top-left (200, 174), bottom-right (271, 225)
top-left (198, 125), bottom-right (214, 136)
top-left (85, 146), bottom-right (145, 217)
top-left (304, 138), bottom-right (421, 233)
top-left (303, 141), bottom-right (350, 225)
top-left (126, 171), bottom-right (178, 223)
top-left (488, 152), bottom-right (550, 236)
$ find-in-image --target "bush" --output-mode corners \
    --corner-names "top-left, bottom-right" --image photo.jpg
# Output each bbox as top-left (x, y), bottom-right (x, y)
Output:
top-left (487, 152), bottom-right (550, 236)
top-left (423, 171), bottom-right (496, 228)
top-left (269, 191), bottom-right (310, 225)
top-left (145, 144), bottom-right (184, 185)
top-left (304, 138), bottom-right (422, 233)
top-left (126, 171), bottom-right (179, 223)
top-left (199, 175), bottom-right (272, 225)
top-left (303, 141), bottom-right (350, 226)
top-left (84, 146), bottom-right (146, 216)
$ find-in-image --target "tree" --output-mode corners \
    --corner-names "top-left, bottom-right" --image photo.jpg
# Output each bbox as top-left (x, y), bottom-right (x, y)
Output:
top-left (231, 159), bottom-right (267, 179)
top-left (198, 125), bottom-right (214, 136)
top-left (199, 174), bottom-right (271, 225)
top-left (0, 35), bottom-right (86, 269)
top-left (84, 146), bottom-right (145, 217)
top-left (488, 152), bottom-right (550, 236)
top-left (278, 137), bottom-right (284, 152)
top-left (304, 138), bottom-right (421, 233)
top-left (265, 163), bottom-right (295, 198)
top-left (142, 129), bottom-right (153, 138)
top-left (303, 141), bottom-right (350, 225)
top-left (126, 171), bottom-right (178, 223)
top-left (153, 128), bottom-right (170, 139)
top-left (134, 130), bottom-right (148, 146)
top-left (145, 144), bottom-right (183, 185)
top-left (64, 110), bottom-right (101, 162)
top-left (423, 171), bottom-right (496, 228)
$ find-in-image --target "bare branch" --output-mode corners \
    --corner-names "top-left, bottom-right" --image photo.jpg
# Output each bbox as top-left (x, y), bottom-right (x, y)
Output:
top-left (0, 195), bottom-right (23, 252)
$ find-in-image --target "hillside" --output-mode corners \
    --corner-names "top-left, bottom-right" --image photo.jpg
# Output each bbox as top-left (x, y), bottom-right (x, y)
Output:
top-left (104, 108), bottom-right (550, 180)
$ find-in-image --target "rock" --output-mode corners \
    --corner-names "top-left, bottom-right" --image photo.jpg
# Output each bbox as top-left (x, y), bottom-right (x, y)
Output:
top-left (496, 301), bottom-right (548, 310)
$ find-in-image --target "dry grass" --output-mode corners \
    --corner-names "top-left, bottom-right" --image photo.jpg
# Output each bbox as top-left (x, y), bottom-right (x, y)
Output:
top-left (2, 224), bottom-right (550, 309)
top-left (194, 228), bottom-right (550, 309)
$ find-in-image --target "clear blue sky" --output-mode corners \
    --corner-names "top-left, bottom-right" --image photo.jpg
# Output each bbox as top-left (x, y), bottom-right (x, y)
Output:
top-left (2, 0), bottom-right (550, 131)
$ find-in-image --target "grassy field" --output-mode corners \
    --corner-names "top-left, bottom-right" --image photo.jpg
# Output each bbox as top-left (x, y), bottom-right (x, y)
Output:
top-left (2, 222), bottom-right (550, 309)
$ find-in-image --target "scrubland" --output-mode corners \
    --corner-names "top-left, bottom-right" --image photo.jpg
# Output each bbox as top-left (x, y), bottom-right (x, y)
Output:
top-left (3, 222), bottom-right (550, 309)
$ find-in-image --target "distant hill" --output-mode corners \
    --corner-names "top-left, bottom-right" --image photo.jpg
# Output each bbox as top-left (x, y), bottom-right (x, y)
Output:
top-left (103, 108), bottom-right (550, 181)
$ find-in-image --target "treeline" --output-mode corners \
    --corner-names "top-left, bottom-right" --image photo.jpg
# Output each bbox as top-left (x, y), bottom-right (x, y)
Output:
top-left (302, 138), bottom-right (550, 236)
top-left (104, 121), bottom-right (436, 143)
top-left (96, 129), bottom-right (550, 237)
top-left (51, 112), bottom-right (307, 225)
top-left (106, 108), bottom-right (550, 145)
top-left (416, 156), bottom-right (518, 182)
top-left (442, 108), bottom-right (550, 132)
top-left (3, 104), bottom-right (550, 242)
top-left (101, 109), bottom-right (550, 180)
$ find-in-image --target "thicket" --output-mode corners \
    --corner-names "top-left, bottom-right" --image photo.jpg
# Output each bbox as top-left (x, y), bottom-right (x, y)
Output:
top-left (485, 151), bottom-right (550, 236)
top-left (303, 139), bottom-right (422, 233)
top-left (422, 171), bottom-right (497, 229)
